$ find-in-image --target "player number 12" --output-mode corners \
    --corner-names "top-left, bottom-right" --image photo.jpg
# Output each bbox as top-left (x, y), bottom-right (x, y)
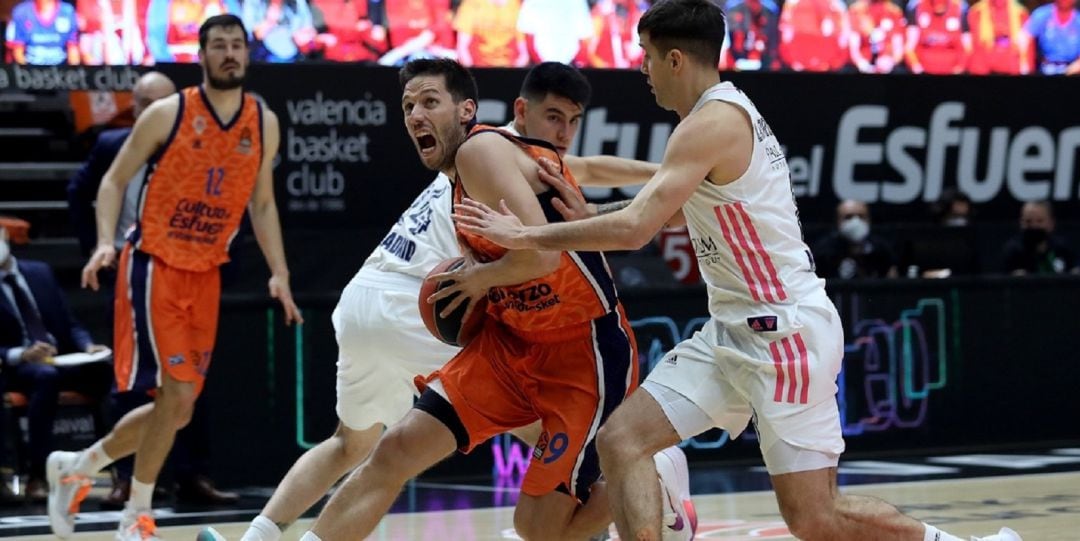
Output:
top-left (205, 167), bottom-right (225, 196)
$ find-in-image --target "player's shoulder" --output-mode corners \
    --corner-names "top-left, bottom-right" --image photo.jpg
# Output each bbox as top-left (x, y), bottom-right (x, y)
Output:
top-left (673, 99), bottom-right (752, 149)
top-left (691, 98), bottom-right (749, 130)
top-left (144, 93), bottom-right (182, 120)
top-left (458, 129), bottom-right (518, 160)
top-left (260, 102), bottom-right (279, 127)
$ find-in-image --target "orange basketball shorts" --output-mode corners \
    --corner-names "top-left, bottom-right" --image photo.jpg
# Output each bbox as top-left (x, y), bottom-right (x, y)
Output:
top-left (114, 244), bottom-right (220, 395)
top-left (418, 305), bottom-right (639, 501)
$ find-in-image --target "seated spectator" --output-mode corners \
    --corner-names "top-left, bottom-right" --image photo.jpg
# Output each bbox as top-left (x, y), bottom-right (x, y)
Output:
top-left (0, 224), bottom-right (112, 502)
top-left (849, 0), bottom-right (907, 73)
top-left (726, 0), bottom-right (782, 71)
top-left (896, 189), bottom-right (978, 278)
top-left (146, 0), bottom-right (242, 63)
top-left (242, 0), bottom-right (317, 62)
top-left (5, 0), bottom-right (80, 64)
top-left (930, 187), bottom-right (973, 227)
top-left (310, 0), bottom-right (387, 62)
top-left (967, 0), bottom-right (1032, 74)
top-left (1001, 201), bottom-right (1078, 275)
top-left (377, 0), bottom-right (456, 66)
top-left (453, 0), bottom-right (527, 67)
top-left (778, 0), bottom-right (851, 71)
top-left (812, 200), bottom-right (899, 279)
top-left (1024, 0), bottom-right (1080, 75)
top-left (517, 0), bottom-right (593, 65)
top-left (905, 0), bottom-right (972, 74)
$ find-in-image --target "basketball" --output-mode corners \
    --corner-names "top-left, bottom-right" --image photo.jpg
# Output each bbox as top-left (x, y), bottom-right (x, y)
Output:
top-left (418, 257), bottom-right (488, 347)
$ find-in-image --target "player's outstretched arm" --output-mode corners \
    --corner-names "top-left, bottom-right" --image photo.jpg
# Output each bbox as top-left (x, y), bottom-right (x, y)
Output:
top-left (564, 154), bottom-right (659, 187)
top-left (248, 109), bottom-right (303, 325)
top-left (82, 97), bottom-right (178, 290)
top-left (455, 105), bottom-right (744, 252)
top-left (536, 157), bottom-right (686, 226)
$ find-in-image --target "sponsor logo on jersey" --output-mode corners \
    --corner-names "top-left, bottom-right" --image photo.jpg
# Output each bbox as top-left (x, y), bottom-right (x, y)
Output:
top-left (193, 115), bottom-right (207, 135)
top-left (747, 315), bottom-right (778, 332)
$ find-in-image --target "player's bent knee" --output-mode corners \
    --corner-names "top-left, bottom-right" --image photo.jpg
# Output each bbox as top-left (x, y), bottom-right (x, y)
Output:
top-left (334, 424), bottom-right (380, 465)
top-left (596, 422), bottom-right (644, 464)
top-left (365, 429), bottom-right (421, 482)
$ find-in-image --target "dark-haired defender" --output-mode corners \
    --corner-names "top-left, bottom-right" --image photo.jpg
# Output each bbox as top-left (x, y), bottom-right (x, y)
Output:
top-left (455, 1), bottom-right (1022, 540)
top-left (47, 14), bottom-right (302, 541)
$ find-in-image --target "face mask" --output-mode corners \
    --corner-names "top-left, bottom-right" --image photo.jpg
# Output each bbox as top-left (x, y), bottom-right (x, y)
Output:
top-left (1022, 227), bottom-right (1048, 248)
top-left (944, 216), bottom-right (968, 227)
top-left (839, 217), bottom-right (870, 244)
top-left (0, 239), bottom-right (9, 265)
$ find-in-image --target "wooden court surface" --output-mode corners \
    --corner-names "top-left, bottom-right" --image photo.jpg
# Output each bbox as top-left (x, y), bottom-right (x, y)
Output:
top-left (15, 471), bottom-right (1079, 540)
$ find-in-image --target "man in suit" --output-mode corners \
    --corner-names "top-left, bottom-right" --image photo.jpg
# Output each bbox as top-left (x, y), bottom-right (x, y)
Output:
top-left (0, 224), bottom-right (112, 501)
top-left (66, 71), bottom-right (240, 508)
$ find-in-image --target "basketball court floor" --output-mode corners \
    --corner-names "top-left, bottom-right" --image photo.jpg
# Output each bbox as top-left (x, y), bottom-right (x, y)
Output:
top-left (2, 446), bottom-right (1078, 540)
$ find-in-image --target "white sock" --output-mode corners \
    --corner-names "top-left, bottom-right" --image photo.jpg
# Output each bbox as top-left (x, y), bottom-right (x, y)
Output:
top-left (241, 515), bottom-right (282, 541)
top-left (299, 531), bottom-right (323, 541)
top-left (129, 479), bottom-right (155, 512)
top-left (924, 523), bottom-right (964, 541)
top-left (73, 441), bottom-right (113, 476)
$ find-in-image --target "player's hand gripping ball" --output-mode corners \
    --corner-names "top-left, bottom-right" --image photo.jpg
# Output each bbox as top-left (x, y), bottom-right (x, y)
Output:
top-left (419, 257), bottom-right (488, 347)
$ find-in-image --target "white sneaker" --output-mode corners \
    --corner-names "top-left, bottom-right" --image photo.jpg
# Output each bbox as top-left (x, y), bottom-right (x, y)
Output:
top-left (972, 527), bottom-right (1022, 541)
top-left (197, 527), bottom-right (227, 541)
top-left (654, 446), bottom-right (697, 541)
top-left (46, 451), bottom-right (91, 539)
top-left (116, 509), bottom-right (161, 541)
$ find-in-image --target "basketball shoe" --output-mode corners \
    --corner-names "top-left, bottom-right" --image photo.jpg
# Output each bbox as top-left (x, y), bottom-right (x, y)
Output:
top-left (117, 508), bottom-right (161, 541)
top-left (197, 526), bottom-right (228, 541)
top-left (654, 446), bottom-right (697, 541)
top-left (46, 450), bottom-right (92, 539)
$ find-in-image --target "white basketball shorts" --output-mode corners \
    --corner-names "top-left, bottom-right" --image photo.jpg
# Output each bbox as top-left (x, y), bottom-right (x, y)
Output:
top-left (332, 277), bottom-right (461, 431)
top-left (642, 299), bottom-right (845, 474)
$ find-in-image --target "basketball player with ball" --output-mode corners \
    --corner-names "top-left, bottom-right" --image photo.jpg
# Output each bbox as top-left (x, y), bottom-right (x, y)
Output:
top-left (210, 61), bottom-right (690, 541)
top-left (285, 58), bottom-right (697, 541)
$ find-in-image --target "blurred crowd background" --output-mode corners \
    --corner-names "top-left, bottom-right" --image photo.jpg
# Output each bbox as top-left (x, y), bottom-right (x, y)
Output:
top-left (2, 0), bottom-right (1078, 74)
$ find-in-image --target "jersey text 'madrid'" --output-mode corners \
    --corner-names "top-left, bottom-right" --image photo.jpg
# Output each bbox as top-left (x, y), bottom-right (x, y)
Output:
top-left (361, 173), bottom-right (461, 279)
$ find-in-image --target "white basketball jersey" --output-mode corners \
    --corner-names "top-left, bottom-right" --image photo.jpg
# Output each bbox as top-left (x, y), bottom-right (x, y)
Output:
top-left (681, 83), bottom-right (827, 327)
top-left (354, 173), bottom-right (460, 289)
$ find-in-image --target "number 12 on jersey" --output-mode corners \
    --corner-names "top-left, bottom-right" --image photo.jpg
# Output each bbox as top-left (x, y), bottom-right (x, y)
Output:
top-left (205, 167), bottom-right (225, 196)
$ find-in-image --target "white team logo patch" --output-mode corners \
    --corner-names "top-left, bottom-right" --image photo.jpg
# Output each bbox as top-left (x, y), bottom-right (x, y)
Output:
top-left (946, 17), bottom-right (960, 31)
top-left (56, 16), bottom-right (71, 34)
top-left (193, 115), bottom-right (207, 135)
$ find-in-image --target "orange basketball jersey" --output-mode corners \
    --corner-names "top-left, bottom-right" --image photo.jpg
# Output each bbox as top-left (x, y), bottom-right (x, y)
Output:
top-left (454, 126), bottom-right (617, 337)
top-left (131, 86), bottom-right (263, 272)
